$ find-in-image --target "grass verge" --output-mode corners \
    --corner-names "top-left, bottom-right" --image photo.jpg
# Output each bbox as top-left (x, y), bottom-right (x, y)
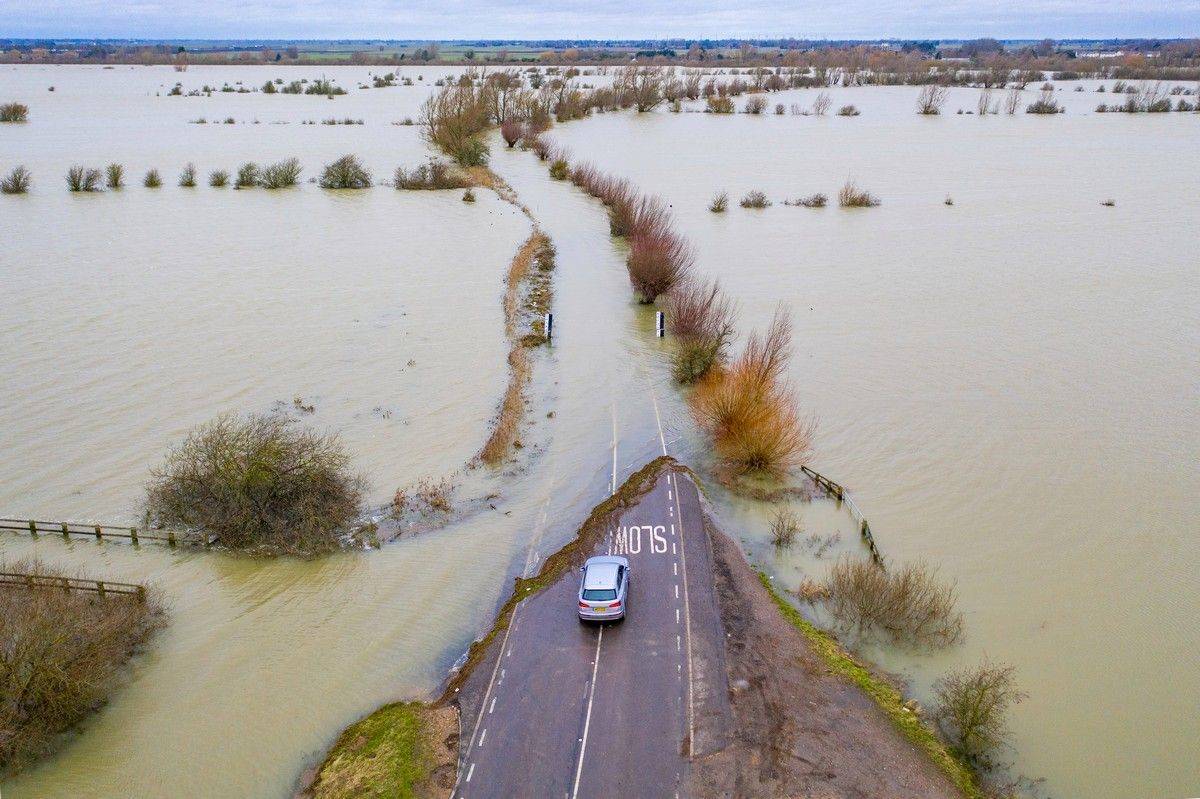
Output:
top-left (308, 702), bottom-right (453, 799)
top-left (756, 571), bottom-right (982, 799)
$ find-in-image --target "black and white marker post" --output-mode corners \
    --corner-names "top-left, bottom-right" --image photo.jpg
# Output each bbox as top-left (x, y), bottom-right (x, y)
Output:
top-left (544, 312), bottom-right (553, 342)
top-left (655, 310), bottom-right (665, 338)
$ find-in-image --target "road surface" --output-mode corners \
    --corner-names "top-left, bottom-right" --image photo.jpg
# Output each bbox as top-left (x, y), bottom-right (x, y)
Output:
top-left (451, 466), bottom-right (729, 799)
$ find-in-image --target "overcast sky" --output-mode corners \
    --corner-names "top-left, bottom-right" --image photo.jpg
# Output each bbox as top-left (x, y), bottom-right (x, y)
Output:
top-left (3, 0), bottom-right (1198, 40)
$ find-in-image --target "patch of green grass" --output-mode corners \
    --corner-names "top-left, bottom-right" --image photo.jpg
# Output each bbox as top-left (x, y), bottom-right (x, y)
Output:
top-left (311, 702), bottom-right (434, 799)
top-left (756, 572), bottom-right (982, 799)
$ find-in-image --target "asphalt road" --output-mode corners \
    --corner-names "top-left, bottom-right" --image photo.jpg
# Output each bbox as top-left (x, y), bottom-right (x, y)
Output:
top-left (451, 467), bottom-right (728, 799)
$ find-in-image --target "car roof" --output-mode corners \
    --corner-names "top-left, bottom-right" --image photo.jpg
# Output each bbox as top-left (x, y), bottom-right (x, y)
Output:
top-left (584, 555), bottom-right (628, 568)
top-left (582, 559), bottom-right (623, 589)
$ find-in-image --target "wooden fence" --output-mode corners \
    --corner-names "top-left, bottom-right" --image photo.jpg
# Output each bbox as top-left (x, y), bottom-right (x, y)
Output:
top-left (0, 571), bottom-right (147, 601)
top-left (800, 465), bottom-right (884, 567)
top-left (0, 517), bottom-right (201, 547)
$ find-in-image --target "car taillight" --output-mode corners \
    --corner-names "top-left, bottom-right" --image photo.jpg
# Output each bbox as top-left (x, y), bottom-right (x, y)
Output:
top-left (579, 601), bottom-right (588, 608)
top-left (610, 600), bottom-right (621, 608)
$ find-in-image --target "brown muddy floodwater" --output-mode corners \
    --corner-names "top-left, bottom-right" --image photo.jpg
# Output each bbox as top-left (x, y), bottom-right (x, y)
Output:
top-left (1, 66), bottom-right (1197, 798)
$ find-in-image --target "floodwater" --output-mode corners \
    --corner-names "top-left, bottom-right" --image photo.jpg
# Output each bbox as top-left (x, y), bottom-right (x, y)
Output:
top-left (1, 66), bottom-right (1196, 798)
top-left (544, 81), bottom-right (1200, 799)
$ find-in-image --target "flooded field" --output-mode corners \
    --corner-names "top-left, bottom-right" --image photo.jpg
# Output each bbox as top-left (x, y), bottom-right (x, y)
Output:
top-left (2, 65), bottom-right (1198, 798)
top-left (544, 84), bottom-right (1200, 799)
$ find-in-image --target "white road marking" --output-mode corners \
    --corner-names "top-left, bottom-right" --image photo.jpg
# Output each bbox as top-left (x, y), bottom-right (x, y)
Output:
top-left (453, 598), bottom-right (523, 795)
top-left (677, 634), bottom-right (682, 652)
top-left (673, 562), bottom-right (678, 576)
top-left (672, 541), bottom-right (677, 555)
top-left (488, 697), bottom-right (496, 714)
top-left (671, 472), bottom-right (696, 758)
top-left (466, 763), bottom-right (475, 783)
top-left (675, 607), bottom-right (680, 624)
top-left (675, 584), bottom-right (679, 599)
top-left (668, 488), bottom-right (672, 500)
top-left (478, 729), bottom-right (487, 747)
top-left (571, 626), bottom-right (604, 799)
top-left (649, 380), bottom-right (669, 456)
top-left (610, 403), bottom-right (618, 496)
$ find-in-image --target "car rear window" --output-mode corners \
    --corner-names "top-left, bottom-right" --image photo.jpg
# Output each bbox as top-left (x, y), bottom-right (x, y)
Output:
top-left (582, 589), bottom-right (617, 601)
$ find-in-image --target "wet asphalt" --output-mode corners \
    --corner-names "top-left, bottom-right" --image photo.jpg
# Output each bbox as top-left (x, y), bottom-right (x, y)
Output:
top-left (452, 469), bottom-right (723, 799)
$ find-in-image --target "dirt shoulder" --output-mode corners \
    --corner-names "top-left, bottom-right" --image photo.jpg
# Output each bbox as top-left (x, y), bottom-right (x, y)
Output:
top-left (691, 514), bottom-right (980, 799)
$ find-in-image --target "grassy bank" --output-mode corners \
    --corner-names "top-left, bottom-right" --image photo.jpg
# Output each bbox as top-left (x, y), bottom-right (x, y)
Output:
top-left (307, 702), bottom-right (456, 799)
top-left (756, 572), bottom-right (983, 799)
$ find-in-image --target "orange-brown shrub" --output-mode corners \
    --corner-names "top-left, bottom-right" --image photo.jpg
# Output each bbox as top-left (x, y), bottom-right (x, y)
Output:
top-left (690, 310), bottom-right (813, 474)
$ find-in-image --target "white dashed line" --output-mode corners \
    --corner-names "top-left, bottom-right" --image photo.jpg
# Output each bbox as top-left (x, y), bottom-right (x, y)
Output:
top-left (675, 584), bottom-right (679, 599)
top-left (675, 607), bottom-right (680, 624)
top-left (673, 562), bottom-right (678, 576)
top-left (488, 697), bottom-right (496, 714)
top-left (478, 729), bottom-right (487, 747)
top-left (466, 763), bottom-right (475, 783)
top-left (571, 626), bottom-right (604, 799)
top-left (672, 541), bottom-right (677, 555)
top-left (677, 634), bottom-right (682, 652)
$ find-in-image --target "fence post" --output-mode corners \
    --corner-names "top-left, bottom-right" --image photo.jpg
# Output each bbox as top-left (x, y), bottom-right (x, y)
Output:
top-left (130, 527), bottom-right (138, 544)
top-left (655, 310), bottom-right (665, 338)
top-left (95, 525), bottom-right (102, 541)
top-left (28, 519), bottom-right (37, 537)
top-left (168, 529), bottom-right (176, 547)
top-left (97, 581), bottom-right (106, 598)
top-left (544, 312), bottom-right (553, 341)
top-left (136, 585), bottom-right (146, 603)
top-left (62, 522), bottom-right (69, 538)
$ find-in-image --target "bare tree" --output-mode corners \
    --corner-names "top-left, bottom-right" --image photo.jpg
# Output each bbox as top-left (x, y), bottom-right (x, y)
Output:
top-left (933, 661), bottom-right (1027, 767)
top-left (916, 83), bottom-right (950, 114)
top-left (1003, 87), bottom-right (1022, 115)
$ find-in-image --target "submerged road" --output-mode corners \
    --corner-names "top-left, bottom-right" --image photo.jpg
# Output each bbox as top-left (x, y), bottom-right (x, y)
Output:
top-left (451, 465), bottom-right (729, 799)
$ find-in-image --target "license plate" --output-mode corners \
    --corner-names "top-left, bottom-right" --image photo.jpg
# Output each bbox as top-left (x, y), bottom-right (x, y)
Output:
top-left (593, 606), bottom-right (606, 613)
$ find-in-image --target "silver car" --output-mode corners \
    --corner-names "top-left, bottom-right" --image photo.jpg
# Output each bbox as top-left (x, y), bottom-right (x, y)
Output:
top-left (577, 555), bottom-right (629, 622)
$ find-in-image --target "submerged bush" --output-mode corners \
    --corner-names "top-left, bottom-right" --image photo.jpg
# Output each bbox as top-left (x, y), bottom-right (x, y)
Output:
top-left (916, 84), bottom-right (949, 115)
top-left (822, 557), bottom-right (963, 647)
top-left (260, 157), bottom-right (302, 189)
top-left (143, 169), bottom-right (161, 188)
top-left (420, 82), bottom-right (492, 166)
top-left (1, 165), bottom-right (31, 194)
top-left (933, 661), bottom-right (1026, 767)
top-left (178, 163), bottom-right (197, 187)
top-left (462, 188), bottom-right (476, 203)
top-left (104, 163), bottom-right (124, 189)
top-left (837, 104), bottom-right (861, 116)
top-left (209, 169), bottom-right (229, 187)
top-left (708, 191), bottom-right (728, 213)
top-left (65, 165), bottom-right (102, 192)
top-left (392, 159), bottom-right (470, 190)
top-left (145, 413), bottom-right (366, 556)
top-left (706, 95), bottom-right (734, 114)
top-left (691, 311), bottom-right (812, 474)
top-left (743, 95), bottom-right (767, 114)
top-left (838, 180), bottom-right (880, 207)
top-left (0, 102), bottom-right (28, 122)
top-left (1025, 89), bottom-right (1063, 114)
top-left (319, 154), bottom-right (372, 189)
top-left (500, 118), bottom-right (522, 147)
top-left (0, 558), bottom-right (163, 776)
top-left (548, 157), bottom-right (569, 180)
top-left (785, 192), bottom-right (827, 208)
top-left (770, 508), bottom-right (801, 547)
top-left (235, 162), bottom-right (259, 188)
top-left (627, 227), bottom-right (694, 303)
top-left (740, 190), bottom-right (771, 208)
top-left (664, 279), bottom-right (735, 383)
